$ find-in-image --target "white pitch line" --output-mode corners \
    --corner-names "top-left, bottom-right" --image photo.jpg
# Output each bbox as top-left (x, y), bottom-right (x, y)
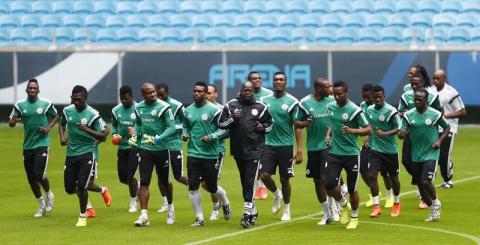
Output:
top-left (185, 175), bottom-right (480, 245)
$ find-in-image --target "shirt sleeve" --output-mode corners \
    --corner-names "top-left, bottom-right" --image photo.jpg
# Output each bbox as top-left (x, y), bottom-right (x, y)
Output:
top-left (430, 95), bottom-right (442, 111)
top-left (297, 102), bottom-right (309, 121)
top-left (289, 104), bottom-right (300, 121)
top-left (354, 111), bottom-right (369, 128)
top-left (259, 105), bottom-right (274, 133)
top-left (156, 108), bottom-right (176, 140)
top-left (93, 117), bottom-right (107, 132)
top-left (436, 115), bottom-right (450, 129)
top-left (46, 103), bottom-right (58, 117)
top-left (450, 94), bottom-right (465, 111)
top-left (9, 106), bottom-right (21, 119)
top-left (398, 97), bottom-right (407, 112)
top-left (61, 109), bottom-right (67, 125)
top-left (400, 114), bottom-right (410, 131)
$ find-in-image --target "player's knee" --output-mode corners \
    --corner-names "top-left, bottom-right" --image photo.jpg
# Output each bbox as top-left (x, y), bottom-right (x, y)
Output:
top-left (324, 180), bottom-right (337, 191)
top-left (65, 185), bottom-right (76, 195)
top-left (207, 185), bottom-right (218, 193)
top-left (422, 180), bottom-right (431, 186)
top-left (260, 172), bottom-right (270, 180)
top-left (368, 171), bottom-right (377, 181)
top-left (280, 177), bottom-right (289, 185)
top-left (118, 175), bottom-right (128, 184)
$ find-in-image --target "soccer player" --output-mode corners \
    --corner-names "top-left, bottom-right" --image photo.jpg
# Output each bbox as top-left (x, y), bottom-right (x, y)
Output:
top-left (398, 89), bottom-right (450, 222)
top-left (366, 85), bottom-right (402, 217)
top-left (325, 81), bottom-right (371, 230)
top-left (433, 69), bottom-right (467, 188)
top-left (225, 81), bottom-right (273, 228)
top-left (259, 71), bottom-right (303, 221)
top-left (249, 71), bottom-right (273, 200)
top-left (155, 83), bottom-right (188, 213)
top-left (183, 81), bottom-right (233, 227)
top-left (111, 85), bottom-right (139, 212)
top-left (59, 85), bottom-right (108, 227)
top-left (130, 83), bottom-right (176, 227)
top-left (296, 78), bottom-right (337, 225)
top-left (9, 79), bottom-right (59, 217)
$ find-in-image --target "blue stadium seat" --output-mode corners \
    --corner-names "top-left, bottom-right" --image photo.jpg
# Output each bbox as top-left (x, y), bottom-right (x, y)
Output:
top-left (463, 1), bottom-right (480, 14)
top-left (161, 29), bottom-right (182, 44)
top-left (367, 14), bottom-right (388, 28)
top-left (448, 27), bottom-right (470, 44)
top-left (202, 1), bottom-right (222, 14)
top-left (182, 28), bottom-right (203, 44)
top-left (73, 1), bottom-right (93, 14)
top-left (225, 28), bottom-right (247, 44)
top-left (286, 1), bottom-right (308, 14)
top-left (222, 1), bottom-right (243, 14)
top-left (106, 16), bottom-right (126, 29)
top-left (314, 28), bottom-right (336, 44)
top-left (470, 27), bottom-right (480, 43)
top-left (235, 15), bottom-right (256, 28)
top-left (31, 28), bottom-right (52, 44)
top-left (192, 15), bottom-right (212, 28)
top-left (10, 1), bottom-right (30, 14)
top-left (456, 14), bottom-right (478, 28)
top-left (279, 15), bottom-right (298, 28)
top-left (32, 1), bottom-right (51, 14)
top-left (0, 29), bottom-right (8, 44)
top-left (21, 15), bottom-right (41, 28)
top-left (94, 1), bottom-right (115, 15)
top-left (433, 14), bottom-right (455, 29)
top-left (127, 15), bottom-right (148, 28)
top-left (344, 14), bottom-right (365, 28)
top-left (10, 28), bottom-right (30, 43)
top-left (63, 15), bottom-right (84, 28)
top-left (0, 2), bottom-right (9, 15)
top-left (116, 2), bottom-right (136, 15)
top-left (245, 1), bottom-right (265, 14)
top-left (213, 15), bottom-right (234, 28)
top-left (291, 28), bottom-right (312, 43)
top-left (300, 14), bottom-right (321, 28)
top-left (270, 28), bottom-right (291, 44)
top-left (397, 0), bottom-right (416, 14)
top-left (309, 1), bottom-right (330, 14)
top-left (380, 27), bottom-right (402, 44)
top-left (149, 15), bottom-right (170, 28)
top-left (138, 1), bottom-right (158, 14)
top-left (138, 28), bottom-right (159, 43)
top-left (74, 29), bottom-right (94, 43)
top-left (52, 1), bottom-right (71, 14)
top-left (418, 0), bottom-right (439, 14)
top-left (441, 0), bottom-right (463, 14)
top-left (0, 15), bottom-right (19, 28)
top-left (430, 28), bottom-right (447, 43)
top-left (388, 14), bottom-right (410, 28)
top-left (322, 14), bottom-right (343, 28)
top-left (353, 1), bottom-right (374, 14)
top-left (54, 28), bottom-right (74, 43)
top-left (358, 28), bottom-right (380, 44)
top-left (117, 28), bottom-right (138, 43)
top-left (204, 28), bottom-right (226, 44)
top-left (181, 1), bottom-right (201, 14)
top-left (95, 29), bottom-right (117, 44)
top-left (85, 15), bottom-right (105, 28)
top-left (375, 0), bottom-right (396, 14)
top-left (336, 28), bottom-right (358, 44)
top-left (265, 1), bottom-right (285, 14)
top-left (247, 28), bottom-right (269, 44)
top-left (411, 14), bottom-right (432, 28)
top-left (170, 15), bottom-right (191, 28)
top-left (331, 1), bottom-right (352, 14)
top-left (257, 15), bottom-right (278, 28)
top-left (402, 28), bottom-right (425, 44)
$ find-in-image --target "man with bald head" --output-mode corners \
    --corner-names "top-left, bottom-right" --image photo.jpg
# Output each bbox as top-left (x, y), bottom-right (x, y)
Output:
top-left (433, 69), bottom-right (467, 189)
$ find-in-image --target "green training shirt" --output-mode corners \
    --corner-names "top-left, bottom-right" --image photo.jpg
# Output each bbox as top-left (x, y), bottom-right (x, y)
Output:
top-left (111, 102), bottom-right (137, 150)
top-left (298, 95), bottom-right (334, 151)
top-left (360, 101), bottom-right (374, 146)
top-left (366, 103), bottom-right (401, 154)
top-left (261, 93), bottom-right (299, 146)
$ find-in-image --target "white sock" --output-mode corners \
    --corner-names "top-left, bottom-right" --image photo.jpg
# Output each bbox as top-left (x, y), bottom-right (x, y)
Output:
top-left (213, 186), bottom-right (229, 205)
top-left (386, 188), bottom-right (394, 197)
top-left (321, 201), bottom-right (331, 218)
top-left (46, 191), bottom-right (54, 199)
top-left (416, 188), bottom-right (420, 197)
top-left (168, 203), bottom-right (174, 210)
top-left (432, 198), bottom-right (440, 206)
top-left (394, 195), bottom-right (400, 203)
top-left (258, 179), bottom-right (265, 188)
top-left (251, 203), bottom-right (257, 215)
top-left (284, 203), bottom-right (290, 211)
top-left (212, 202), bottom-right (220, 211)
top-left (328, 196), bottom-right (338, 213)
top-left (130, 197), bottom-right (137, 205)
top-left (275, 189), bottom-right (282, 198)
top-left (340, 184), bottom-right (348, 195)
top-left (79, 212), bottom-right (86, 218)
top-left (162, 196), bottom-right (168, 205)
top-left (351, 209), bottom-right (359, 218)
top-left (101, 187), bottom-right (106, 193)
top-left (339, 197), bottom-right (347, 207)
top-left (189, 190), bottom-right (203, 220)
top-left (141, 209), bottom-right (148, 217)
top-left (373, 196), bottom-right (380, 205)
top-left (86, 201), bottom-right (92, 209)
top-left (244, 202), bottom-right (254, 214)
top-left (36, 196), bottom-right (45, 208)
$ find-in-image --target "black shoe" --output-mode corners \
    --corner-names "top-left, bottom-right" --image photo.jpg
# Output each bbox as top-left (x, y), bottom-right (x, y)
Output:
top-left (240, 213), bottom-right (251, 229)
top-left (222, 203), bottom-right (232, 221)
top-left (249, 212), bottom-right (258, 226)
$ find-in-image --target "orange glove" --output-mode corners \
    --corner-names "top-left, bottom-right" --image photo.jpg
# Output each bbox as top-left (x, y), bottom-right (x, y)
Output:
top-left (112, 134), bottom-right (122, 145)
top-left (128, 127), bottom-right (135, 137)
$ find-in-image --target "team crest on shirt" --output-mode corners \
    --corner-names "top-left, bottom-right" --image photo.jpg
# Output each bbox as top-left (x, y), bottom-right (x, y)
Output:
top-left (342, 113), bottom-right (349, 120)
top-left (425, 119), bottom-right (432, 125)
top-left (81, 118), bottom-right (88, 124)
top-left (281, 104), bottom-right (288, 110)
top-left (251, 109), bottom-right (258, 116)
top-left (130, 113), bottom-right (136, 120)
top-left (379, 115), bottom-right (385, 122)
top-left (23, 109), bottom-right (27, 113)
top-left (151, 109), bottom-right (157, 116)
top-left (36, 108), bottom-right (43, 114)
top-left (201, 114), bottom-right (208, 121)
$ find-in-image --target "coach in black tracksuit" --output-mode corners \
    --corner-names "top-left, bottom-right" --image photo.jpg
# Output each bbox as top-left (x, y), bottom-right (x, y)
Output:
top-left (226, 81), bottom-right (273, 228)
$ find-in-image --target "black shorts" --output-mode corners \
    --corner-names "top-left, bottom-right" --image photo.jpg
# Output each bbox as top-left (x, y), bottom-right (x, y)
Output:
top-left (169, 150), bottom-right (185, 180)
top-left (260, 145), bottom-right (294, 179)
top-left (306, 149), bottom-right (329, 179)
top-left (187, 156), bottom-right (219, 193)
top-left (90, 160), bottom-right (98, 181)
top-left (117, 149), bottom-right (139, 184)
top-left (138, 149), bottom-right (170, 187)
top-left (412, 160), bottom-right (437, 184)
top-left (360, 146), bottom-right (370, 173)
top-left (368, 150), bottom-right (399, 177)
top-left (325, 154), bottom-right (360, 195)
top-left (64, 152), bottom-right (95, 194)
top-left (23, 147), bottom-right (49, 184)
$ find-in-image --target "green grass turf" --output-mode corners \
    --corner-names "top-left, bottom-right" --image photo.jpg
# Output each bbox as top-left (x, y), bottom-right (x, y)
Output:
top-left (1, 124), bottom-right (479, 245)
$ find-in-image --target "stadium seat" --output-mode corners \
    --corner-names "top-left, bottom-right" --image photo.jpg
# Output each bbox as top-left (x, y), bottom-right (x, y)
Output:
top-left (138, 1), bottom-right (158, 14)
top-left (213, 15), bottom-right (234, 28)
top-left (74, 28), bottom-right (94, 43)
top-left (397, 0), bottom-right (417, 14)
top-left (322, 14), bottom-right (344, 28)
top-left (309, 1), bottom-right (331, 14)
top-left (279, 15), bottom-right (298, 28)
top-left (225, 28), bottom-right (247, 44)
top-left (117, 28), bottom-right (138, 43)
top-left (463, 1), bottom-right (480, 14)
top-left (170, 15), bottom-right (191, 28)
top-left (270, 28), bottom-right (291, 44)
top-left (161, 28), bottom-right (182, 44)
top-left (0, 29), bottom-right (8, 44)
top-left (181, 1), bottom-right (201, 14)
top-left (138, 28), bottom-right (159, 43)
top-left (456, 14), bottom-right (478, 28)
top-left (331, 1), bottom-right (352, 14)
top-left (116, 2), bottom-right (136, 15)
top-left (245, 1), bottom-right (265, 14)
top-left (358, 28), bottom-right (380, 44)
top-left (291, 28), bottom-right (312, 44)
top-left (73, 1), bottom-right (93, 14)
top-left (380, 27), bottom-right (402, 44)
top-left (106, 16), bottom-right (126, 29)
top-left (388, 14), bottom-right (410, 28)
top-left (448, 27), bottom-right (470, 44)
top-left (470, 27), bottom-right (480, 43)
top-left (31, 28), bottom-right (52, 44)
top-left (375, 0), bottom-right (396, 14)
top-left (300, 14), bottom-right (321, 28)
top-left (441, 0), bottom-right (463, 14)
top-left (21, 15), bottom-right (41, 28)
top-left (52, 1), bottom-right (71, 14)
top-left (149, 15), bottom-right (170, 28)
top-left (314, 28), bottom-right (336, 44)
top-left (0, 2), bottom-right (9, 15)
top-left (265, 1), bottom-right (285, 14)
top-left (127, 15), bottom-right (148, 28)
top-left (257, 15), bottom-right (278, 28)
top-left (429, 28), bottom-right (447, 43)
top-left (247, 28), bottom-right (269, 44)
top-left (433, 14), bottom-right (455, 28)
top-left (10, 28), bottom-right (30, 43)
top-left (42, 15), bottom-right (62, 28)
top-left (94, 1), bottom-right (115, 15)
top-left (235, 15), bottom-right (256, 28)
top-left (192, 15), bottom-right (212, 28)
top-left (222, 1), bottom-right (244, 14)
top-left (411, 14), bottom-right (432, 28)
top-left (0, 15), bottom-right (19, 28)
top-left (336, 28), bottom-right (358, 44)
top-left (32, 1), bottom-right (51, 14)
top-left (54, 28), bottom-right (74, 43)
top-left (95, 29), bottom-right (117, 44)
top-left (202, 1), bottom-right (222, 14)
top-left (344, 14), bottom-right (365, 28)
top-left (182, 28), bottom-right (203, 44)
top-left (85, 15), bottom-right (105, 29)
top-left (63, 15), bottom-right (84, 28)
top-left (10, 1), bottom-right (30, 14)
top-left (286, 1), bottom-right (308, 14)
top-left (367, 14), bottom-right (388, 28)
top-left (353, 1), bottom-right (374, 14)
top-left (418, 0), bottom-right (439, 14)
top-left (403, 28), bottom-right (425, 44)
top-left (204, 28), bottom-right (226, 44)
